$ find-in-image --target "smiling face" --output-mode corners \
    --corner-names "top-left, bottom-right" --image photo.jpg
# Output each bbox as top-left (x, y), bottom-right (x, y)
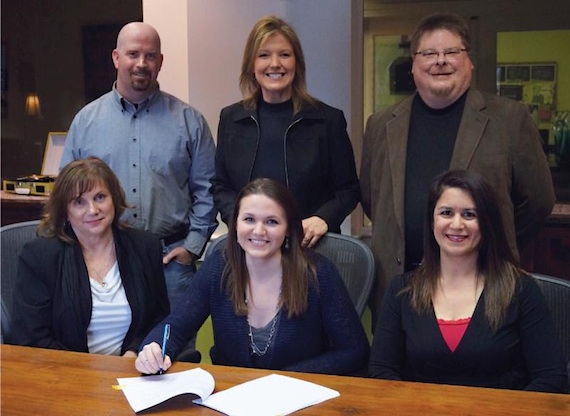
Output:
top-left (433, 187), bottom-right (481, 261)
top-left (253, 33), bottom-right (296, 103)
top-left (112, 23), bottom-right (163, 103)
top-left (67, 181), bottom-right (115, 243)
top-left (412, 29), bottom-right (473, 109)
top-left (236, 194), bottom-right (288, 263)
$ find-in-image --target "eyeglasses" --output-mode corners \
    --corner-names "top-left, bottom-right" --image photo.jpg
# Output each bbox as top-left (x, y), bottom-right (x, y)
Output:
top-left (414, 47), bottom-right (468, 62)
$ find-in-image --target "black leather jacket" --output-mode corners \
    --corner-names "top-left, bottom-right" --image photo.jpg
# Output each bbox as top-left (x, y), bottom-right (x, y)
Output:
top-left (212, 100), bottom-right (360, 232)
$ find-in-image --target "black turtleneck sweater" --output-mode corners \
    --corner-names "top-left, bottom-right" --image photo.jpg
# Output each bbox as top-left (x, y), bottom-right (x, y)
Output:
top-left (404, 91), bottom-right (467, 270)
top-left (250, 99), bottom-right (294, 185)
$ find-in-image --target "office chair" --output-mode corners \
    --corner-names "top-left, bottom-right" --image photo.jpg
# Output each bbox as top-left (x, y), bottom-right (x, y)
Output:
top-left (0, 220), bottom-right (41, 343)
top-left (204, 232), bottom-right (375, 317)
top-left (532, 273), bottom-right (570, 391)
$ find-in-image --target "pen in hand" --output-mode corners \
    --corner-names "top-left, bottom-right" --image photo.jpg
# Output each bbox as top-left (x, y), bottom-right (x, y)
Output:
top-left (159, 323), bottom-right (170, 375)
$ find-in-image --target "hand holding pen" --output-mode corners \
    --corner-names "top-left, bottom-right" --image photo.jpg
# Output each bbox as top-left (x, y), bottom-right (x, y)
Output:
top-left (159, 323), bottom-right (170, 374)
top-left (134, 323), bottom-right (172, 375)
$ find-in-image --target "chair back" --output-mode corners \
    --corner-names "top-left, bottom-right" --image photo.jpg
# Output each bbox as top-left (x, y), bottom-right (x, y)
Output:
top-left (203, 233), bottom-right (228, 259)
top-left (532, 273), bottom-right (570, 390)
top-left (1, 220), bottom-right (40, 343)
top-left (204, 232), bottom-right (375, 317)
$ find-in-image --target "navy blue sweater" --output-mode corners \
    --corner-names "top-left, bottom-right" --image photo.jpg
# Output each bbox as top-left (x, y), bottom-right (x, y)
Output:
top-left (141, 250), bottom-right (370, 375)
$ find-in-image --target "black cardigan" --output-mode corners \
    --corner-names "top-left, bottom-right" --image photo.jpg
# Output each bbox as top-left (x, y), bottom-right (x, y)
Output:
top-left (10, 227), bottom-right (169, 355)
top-left (369, 273), bottom-right (568, 393)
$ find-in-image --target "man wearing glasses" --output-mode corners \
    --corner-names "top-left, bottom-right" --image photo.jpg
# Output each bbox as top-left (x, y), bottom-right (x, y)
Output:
top-left (360, 12), bottom-right (555, 328)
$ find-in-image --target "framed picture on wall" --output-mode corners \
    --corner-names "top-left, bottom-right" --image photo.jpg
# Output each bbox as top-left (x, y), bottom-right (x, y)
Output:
top-left (532, 65), bottom-right (556, 81)
top-left (499, 85), bottom-right (523, 101)
top-left (497, 62), bottom-right (556, 108)
top-left (506, 65), bottom-right (531, 82)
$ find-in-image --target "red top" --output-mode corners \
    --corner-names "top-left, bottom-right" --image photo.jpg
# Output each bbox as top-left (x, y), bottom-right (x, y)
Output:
top-left (437, 317), bottom-right (471, 352)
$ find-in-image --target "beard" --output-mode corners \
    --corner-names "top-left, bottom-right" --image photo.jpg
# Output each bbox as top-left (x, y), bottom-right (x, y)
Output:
top-left (130, 71), bottom-right (152, 92)
top-left (428, 81), bottom-right (455, 98)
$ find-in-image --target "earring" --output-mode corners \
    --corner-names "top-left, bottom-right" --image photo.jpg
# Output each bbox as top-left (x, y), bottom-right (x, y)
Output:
top-left (284, 237), bottom-right (290, 250)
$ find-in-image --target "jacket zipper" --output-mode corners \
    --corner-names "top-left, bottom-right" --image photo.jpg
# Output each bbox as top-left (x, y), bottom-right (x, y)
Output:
top-left (247, 115), bottom-right (261, 183)
top-left (283, 117), bottom-right (302, 189)
top-left (247, 115), bottom-right (303, 190)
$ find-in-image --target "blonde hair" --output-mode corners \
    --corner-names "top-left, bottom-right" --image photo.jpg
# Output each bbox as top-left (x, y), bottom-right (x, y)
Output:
top-left (239, 15), bottom-right (316, 114)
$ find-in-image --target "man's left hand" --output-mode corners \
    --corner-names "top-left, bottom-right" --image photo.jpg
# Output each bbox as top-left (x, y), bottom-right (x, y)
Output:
top-left (163, 247), bottom-right (196, 265)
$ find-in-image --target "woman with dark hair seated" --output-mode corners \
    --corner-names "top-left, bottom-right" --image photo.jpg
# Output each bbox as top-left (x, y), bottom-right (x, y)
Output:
top-left (369, 169), bottom-right (567, 393)
top-left (136, 178), bottom-right (369, 375)
top-left (11, 157), bottom-right (169, 356)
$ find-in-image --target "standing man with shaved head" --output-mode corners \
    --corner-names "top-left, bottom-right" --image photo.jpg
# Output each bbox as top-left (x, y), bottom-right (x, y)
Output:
top-left (61, 22), bottom-right (218, 327)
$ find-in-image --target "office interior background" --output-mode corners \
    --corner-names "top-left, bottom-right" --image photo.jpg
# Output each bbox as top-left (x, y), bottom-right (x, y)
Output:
top-left (1, 0), bottom-right (569, 364)
top-left (1, 0), bottom-right (569, 262)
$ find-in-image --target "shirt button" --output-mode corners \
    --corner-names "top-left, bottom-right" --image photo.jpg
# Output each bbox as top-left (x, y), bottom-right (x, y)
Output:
top-left (132, 138), bottom-right (136, 142)
top-left (132, 163), bottom-right (136, 168)
top-left (133, 115), bottom-right (137, 119)
top-left (133, 213), bottom-right (137, 218)
top-left (133, 189), bottom-right (137, 193)
top-left (396, 258), bottom-right (402, 265)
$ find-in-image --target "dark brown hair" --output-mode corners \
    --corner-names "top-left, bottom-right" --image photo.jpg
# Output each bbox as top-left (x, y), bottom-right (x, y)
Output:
top-left (407, 170), bottom-right (521, 331)
top-left (410, 12), bottom-right (472, 55)
top-left (223, 178), bottom-right (317, 318)
top-left (239, 15), bottom-right (316, 114)
top-left (38, 157), bottom-right (130, 243)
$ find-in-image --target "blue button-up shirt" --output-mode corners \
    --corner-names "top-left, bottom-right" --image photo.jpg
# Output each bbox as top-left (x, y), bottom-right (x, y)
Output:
top-left (60, 85), bottom-right (218, 256)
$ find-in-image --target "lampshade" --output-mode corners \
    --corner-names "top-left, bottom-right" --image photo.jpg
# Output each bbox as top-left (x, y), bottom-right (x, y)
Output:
top-left (25, 93), bottom-right (41, 116)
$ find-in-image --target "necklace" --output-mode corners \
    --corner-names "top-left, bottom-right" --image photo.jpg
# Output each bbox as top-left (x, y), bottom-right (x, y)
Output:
top-left (247, 311), bottom-right (280, 356)
top-left (245, 275), bottom-right (282, 356)
top-left (86, 242), bottom-right (116, 288)
top-left (91, 263), bottom-right (112, 287)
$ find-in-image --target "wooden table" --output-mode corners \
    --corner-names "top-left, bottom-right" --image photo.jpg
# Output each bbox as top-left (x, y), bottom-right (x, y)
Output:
top-left (1, 345), bottom-right (568, 415)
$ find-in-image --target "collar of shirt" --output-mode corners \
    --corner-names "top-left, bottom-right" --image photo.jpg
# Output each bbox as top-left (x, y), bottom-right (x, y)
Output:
top-left (111, 82), bottom-right (159, 113)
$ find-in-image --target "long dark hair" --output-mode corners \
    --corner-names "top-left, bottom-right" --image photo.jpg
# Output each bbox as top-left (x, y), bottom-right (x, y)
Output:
top-left (223, 178), bottom-right (317, 318)
top-left (407, 170), bottom-right (522, 331)
top-left (38, 157), bottom-right (130, 243)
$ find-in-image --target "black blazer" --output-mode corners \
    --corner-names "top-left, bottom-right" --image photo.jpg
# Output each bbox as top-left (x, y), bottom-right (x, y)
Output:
top-left (10, 227), bottom-right (169, 354)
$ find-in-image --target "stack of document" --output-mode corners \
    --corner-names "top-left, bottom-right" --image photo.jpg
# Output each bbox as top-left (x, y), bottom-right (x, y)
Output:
top-left (117, 368), bottom-right (339, 415)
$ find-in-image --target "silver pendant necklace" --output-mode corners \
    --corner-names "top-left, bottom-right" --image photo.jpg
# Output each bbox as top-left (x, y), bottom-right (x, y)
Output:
top-left (247, 311), bottom-right (279, 356)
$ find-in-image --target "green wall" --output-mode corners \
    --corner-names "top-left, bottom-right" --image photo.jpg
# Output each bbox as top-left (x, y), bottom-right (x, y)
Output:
top-left (497, 30), bottom-right (570, 148)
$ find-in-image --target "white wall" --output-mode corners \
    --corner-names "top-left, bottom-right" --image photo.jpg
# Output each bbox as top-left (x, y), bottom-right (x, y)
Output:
top-left (143, 0), bottom-right (363, 235)
top-left (143, 0), bottom-right (190, 103)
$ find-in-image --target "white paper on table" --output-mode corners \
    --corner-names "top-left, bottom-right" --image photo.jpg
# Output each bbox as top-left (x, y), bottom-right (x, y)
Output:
top-left (117, 367), bottom-right (215, 413)
top-left (194, 373), bottom-right (340, 416)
